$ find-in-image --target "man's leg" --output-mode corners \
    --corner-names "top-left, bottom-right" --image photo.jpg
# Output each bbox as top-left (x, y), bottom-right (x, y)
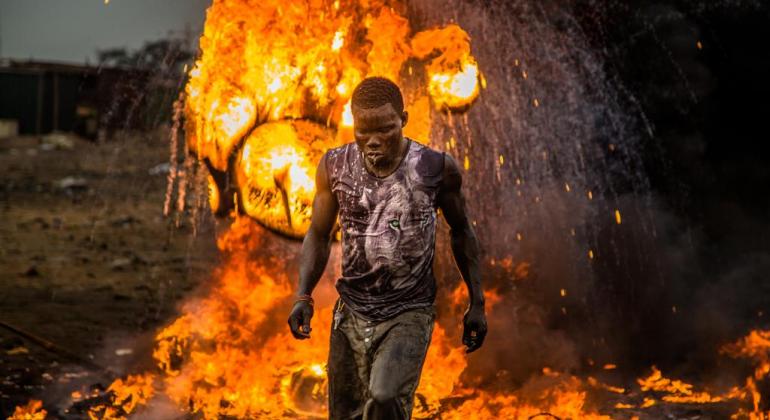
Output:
top-left (363, 307), bottom-right (435, 420)
top-left (328, 303), bottom-right (369, 420)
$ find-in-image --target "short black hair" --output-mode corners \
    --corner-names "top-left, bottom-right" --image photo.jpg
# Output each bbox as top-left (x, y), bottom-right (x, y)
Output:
top-left (351, 77), bottom-right (404, 115)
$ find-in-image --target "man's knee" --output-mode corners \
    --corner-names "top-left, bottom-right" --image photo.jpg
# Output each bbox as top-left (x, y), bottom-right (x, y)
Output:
top-left (368, 385), bottom-right (400, 406)
top-left (364, 387), bottom-right (404, 420)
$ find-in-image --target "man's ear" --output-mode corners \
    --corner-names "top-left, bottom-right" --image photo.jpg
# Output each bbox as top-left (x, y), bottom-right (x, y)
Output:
top-left (401, 111), bottom-right (409, 127)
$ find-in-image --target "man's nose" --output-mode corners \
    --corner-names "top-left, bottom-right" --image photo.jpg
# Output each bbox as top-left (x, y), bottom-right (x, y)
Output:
top-left (366, 136), bottom-right (382, 149)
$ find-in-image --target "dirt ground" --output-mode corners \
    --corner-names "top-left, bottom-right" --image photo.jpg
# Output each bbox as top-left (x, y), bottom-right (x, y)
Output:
top-left (0, 131), bottom-right (219, 417)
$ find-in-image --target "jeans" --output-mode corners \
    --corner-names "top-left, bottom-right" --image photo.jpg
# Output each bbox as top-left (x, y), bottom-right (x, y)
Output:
top-left (327, 300), bottom-right (435, 420)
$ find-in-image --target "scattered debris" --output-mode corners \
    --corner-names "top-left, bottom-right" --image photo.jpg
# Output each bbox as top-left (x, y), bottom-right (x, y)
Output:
top-left (110, 258), bottom-right (133, 271)
top-left (110, 215), bottom-right (141, 228)
top-left (17, 217), bottom-right (50, 230)
top-left (148, 162), bottom-right (170, 175)
top-left (0, 321), bottom-right (113, 375)
top-left (54, 176), bottom-right (88, 191)
top-left (115, 348), bottom-right (133, 357)
top-left (1, 131), bottom-right (213, 415)
top-left (59, 371), bottom-right (91, 383)
top-left (0, 119), bottom-right (19, 138)
top-left (40, 132), bottom-right (77, 151)
top-left (22, 266), bottom-right (40, 277)
top-left (6, 347), bottom-right (29, 356)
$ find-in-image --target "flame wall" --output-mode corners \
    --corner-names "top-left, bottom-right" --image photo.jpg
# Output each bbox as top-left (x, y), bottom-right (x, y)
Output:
top-left (157, 0), bottom-right (616, 416)
top-left (183, 0), bottom-right (482, 239)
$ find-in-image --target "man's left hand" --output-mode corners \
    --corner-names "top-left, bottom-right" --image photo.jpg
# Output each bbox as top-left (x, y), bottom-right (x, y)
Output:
top-left (462, 305), bottom-right (487, 353)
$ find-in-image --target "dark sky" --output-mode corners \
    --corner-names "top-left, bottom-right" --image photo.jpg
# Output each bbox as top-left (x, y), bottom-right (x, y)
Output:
top-left (0, 0), bottom-right (210, 64)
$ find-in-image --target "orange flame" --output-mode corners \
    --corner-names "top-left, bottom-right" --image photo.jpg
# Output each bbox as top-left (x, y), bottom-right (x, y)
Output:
top-left (412, 24), bottom-right (482, 110)
top-left (86, 373), bottom-right (156, 419)
top-left (636, 366), bottom-right (731, 404)
top-left (185, 0), bottom-right (484, 238)
top-left (140, 218), bottom-right (618, 418)
top-left (721, 329), bottom-right (770, 417)
top-left (8, 400), bottom-right (47, 420)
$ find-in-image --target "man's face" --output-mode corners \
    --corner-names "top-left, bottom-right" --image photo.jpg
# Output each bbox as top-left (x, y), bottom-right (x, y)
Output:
top-left (352, 102), bottom-right (408, 169)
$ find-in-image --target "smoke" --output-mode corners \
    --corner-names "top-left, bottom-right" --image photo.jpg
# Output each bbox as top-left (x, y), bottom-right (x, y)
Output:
top-left (407, 0), bottom-right (770, 390)
top-left (577, 0), bottom-right (770, 377)
top-left (407, 0), bottom-right (653, 388)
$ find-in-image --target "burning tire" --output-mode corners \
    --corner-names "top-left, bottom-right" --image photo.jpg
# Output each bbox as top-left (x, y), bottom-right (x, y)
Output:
top-left (233, 119), bottom-right (339, 239)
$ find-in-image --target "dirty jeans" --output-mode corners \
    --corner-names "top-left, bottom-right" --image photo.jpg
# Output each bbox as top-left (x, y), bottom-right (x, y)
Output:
top-left (327, 300), bottom-right (435, 420)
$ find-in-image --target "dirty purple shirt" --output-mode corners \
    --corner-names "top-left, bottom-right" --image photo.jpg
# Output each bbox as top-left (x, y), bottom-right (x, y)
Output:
top-left (325, 138), bottom-right (444, 321)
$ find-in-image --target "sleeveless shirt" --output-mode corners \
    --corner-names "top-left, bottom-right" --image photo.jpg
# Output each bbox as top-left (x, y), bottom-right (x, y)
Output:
top-left (325, 138), bottom-right (445, 321)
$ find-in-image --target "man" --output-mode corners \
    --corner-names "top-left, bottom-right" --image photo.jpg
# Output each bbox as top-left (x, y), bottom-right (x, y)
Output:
top-left (288, 77), bottom-right (487, 420)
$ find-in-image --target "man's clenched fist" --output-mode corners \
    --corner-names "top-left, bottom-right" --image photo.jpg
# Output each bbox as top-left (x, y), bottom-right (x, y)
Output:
top-left (288, 300), bottom-right (314, 339)
top-left (462, 305), bottom-right (487, 353)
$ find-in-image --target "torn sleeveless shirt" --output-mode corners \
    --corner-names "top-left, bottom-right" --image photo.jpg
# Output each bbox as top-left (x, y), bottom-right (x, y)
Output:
top-left (325, 138), bottom-right (445, 321)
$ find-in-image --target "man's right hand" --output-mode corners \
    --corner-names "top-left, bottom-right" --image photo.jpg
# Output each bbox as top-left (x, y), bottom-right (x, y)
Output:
top-left (288, 300), bottom-right (314, 339)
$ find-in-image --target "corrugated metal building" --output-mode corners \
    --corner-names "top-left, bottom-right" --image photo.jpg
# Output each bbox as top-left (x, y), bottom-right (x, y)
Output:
top-left (0, 60), bottom-right (151, 139)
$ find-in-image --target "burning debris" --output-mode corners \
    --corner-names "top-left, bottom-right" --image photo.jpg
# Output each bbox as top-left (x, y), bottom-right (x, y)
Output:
top-left (8, 400), bottom-right (46, 420)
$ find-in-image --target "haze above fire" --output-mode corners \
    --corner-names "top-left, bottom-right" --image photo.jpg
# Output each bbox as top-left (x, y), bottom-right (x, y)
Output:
top-left (0, 0), bottom-right (207, 63)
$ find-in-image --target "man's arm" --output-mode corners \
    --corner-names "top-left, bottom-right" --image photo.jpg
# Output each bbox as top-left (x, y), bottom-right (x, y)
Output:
top-left (288, 153), bottom-right (339, 339)
top-left (436, 153), bottom-right (487, 353)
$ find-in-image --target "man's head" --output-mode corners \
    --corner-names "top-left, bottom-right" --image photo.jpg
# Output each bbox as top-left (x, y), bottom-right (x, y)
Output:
top-left (351, 77), bottom-right (409, 169)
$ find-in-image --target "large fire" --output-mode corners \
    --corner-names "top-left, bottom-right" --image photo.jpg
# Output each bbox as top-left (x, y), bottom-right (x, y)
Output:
top-left (10, 1), bottom-right (770, 419)
top-left (185, 0), bottom-right (482, 238)
top-left (88, 218), bottom-right (614, 419)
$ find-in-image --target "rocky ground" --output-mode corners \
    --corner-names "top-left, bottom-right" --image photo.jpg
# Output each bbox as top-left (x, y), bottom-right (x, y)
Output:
top-left (0, 131), bottom-right (219, 417)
